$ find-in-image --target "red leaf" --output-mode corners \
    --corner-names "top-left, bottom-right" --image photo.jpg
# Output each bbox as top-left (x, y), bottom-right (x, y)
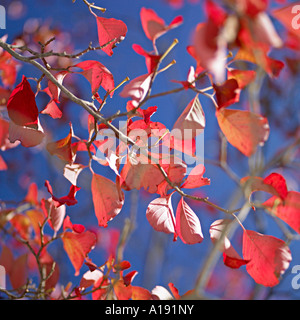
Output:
top-left (140, 7), bottom-right (183, 43)
top-left (181, 164), bottom-right (210, 189)
top-left (263, 191), bottom-right (300, 234)
top-left (63, 215), bottom-right (85, 233)
top-left (91, 173), bottom-right (124, 227)
top-left (45, 180), bottom-right (81, 207)
top-left (132, 44), bottom-right (161, 73)
top-left (172, 95), bottom-right (205, 140)
top-left (146, 194), bottom-right (176, 234)
top-left (62, 230), bottom-right (97, 276)
top-left (46, 124), bottom-right (74, 164)
top-left (263, 173), bottom-right (288, 200)
top-left (175, 197), bottom-right (203, 244)
top-left (114, 260), bottom-right (131, 272)
top-left (123, 270), bottom-right (138, 286)
top-left (41, 87), bottom-right (62, 119)
top-left (223, 254), bottom-right (249, 269)
top-left (209, 219), bottom-right (249, 269)
top-left (242, 230), bottom-right (292, 287)
top-left (216, 108), bottom-right (270, 157)
top-left (168, 283), bottom-right (180, 299)
top-left (241, 172), bottom-right (288, 201)
top-left (7, 76), bottom-right (39, 128)
top-left (74, 60), bottom-right (114, 95)
top-left (95, 16), bottom-right (127, 56)
top-left (213, 79), bottom-right (240, 109)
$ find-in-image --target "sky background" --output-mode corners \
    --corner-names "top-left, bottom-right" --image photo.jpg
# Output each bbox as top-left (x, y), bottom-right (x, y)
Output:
top-left (1, 0), bottom-right (300, 299)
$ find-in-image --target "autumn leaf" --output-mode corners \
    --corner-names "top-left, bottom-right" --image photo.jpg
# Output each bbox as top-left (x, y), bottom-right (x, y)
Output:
top-left (74, 60), bottom-right (114, 95)
top-left (91, 173), bottom-right (125, 227)
top-left (242, 230), bottom-right (292, 287)
top-left (140, 7), bottom-right (183, 43)
top-left (172, 95), bottom-right (205, 139)
top-left (209, 219), bottom-right (249, 269)
top-left (95, 16), bottom-right (127, 56)
top-left (46, 124), bottom-right (74, 164)
top-left (41, 198), bottom-right (66, 234)
top-left (213, 79), bottom-right (240, 109)
top-left (7, 76), bottom-right (39, 128)
top-left (216, 108), bottom-right (270, 157)
top-left (119, 73), bottom-right (153, 107)
top-left (175, 197), bottom-right (203, 244)
top-left (132, 44), bottom-right (161, 73)
top-left (146, 194), bottom-right (176, 234)
top-left (62, 229), bottom-right (97, 276)
top-left (263, 191), bottom-right (300, 234)
top-left (44, 180), bottom-right (81, 207)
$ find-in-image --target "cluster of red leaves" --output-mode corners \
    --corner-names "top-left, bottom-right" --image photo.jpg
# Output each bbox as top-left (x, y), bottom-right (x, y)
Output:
top-left (0, 0), bottom-right (300, 299)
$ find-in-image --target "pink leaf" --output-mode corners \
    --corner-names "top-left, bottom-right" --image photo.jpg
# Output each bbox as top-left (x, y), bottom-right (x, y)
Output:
top-left (41, 198), bottom-right (66, 233)
top-left (242, 230), bottom-right (292, 287)
top-left (95, 16), bottom-right (127, 56)
top-left (175, 197), bottom-right (203, 244)
top-left (91, 173), bottom-right (124, 227)
top-left (172, 95), bottom-right (205, 140)
top-left (146, 194), bottom-right (176, 234)
top-left (8, 119), bottom-right (45, 148)
top-left (119, 73), bottom-right (152, 107)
